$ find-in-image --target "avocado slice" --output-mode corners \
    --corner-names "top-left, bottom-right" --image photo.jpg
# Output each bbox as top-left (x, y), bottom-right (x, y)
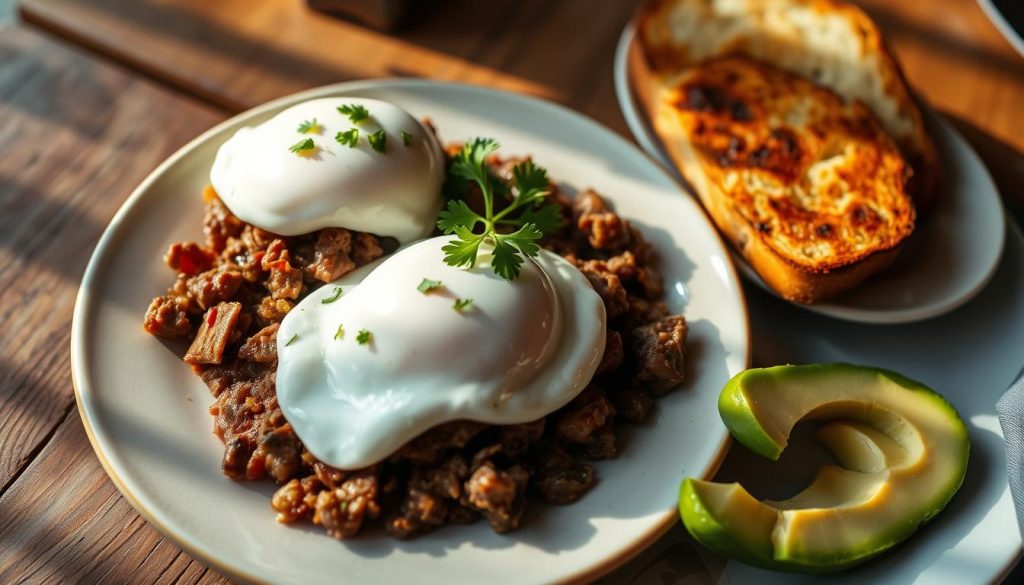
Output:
top-left (681, 364), bottom-right (969, 573)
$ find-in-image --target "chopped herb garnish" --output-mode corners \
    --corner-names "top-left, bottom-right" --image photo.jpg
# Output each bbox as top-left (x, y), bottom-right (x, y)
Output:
top-left (285, 333), bottom-right (299, 346)
top-left (335, 128), bottom-right (359, 148)
top-left (368, 129), bottom-right (387, 153)
top-left (334, 324), bottom-right (344, 340)
top-left (289, 138), bottom-right (315, 154)
top-left (437, 138), bottom-right (562, 280)
top-left (417, 278), bottom-right (443, 293)
top-left (452, 298), bottom-right (474, 312)
top-left (322, 287), bottom-right (343, 303)
top-left (356, 329), bottom-right (372, 345)
top-left (337, 103), bottom-right (370, 124)
top-left (401, 131), bottom-right (413, 146)
top-left (297, 118), bottom-right (320, 134)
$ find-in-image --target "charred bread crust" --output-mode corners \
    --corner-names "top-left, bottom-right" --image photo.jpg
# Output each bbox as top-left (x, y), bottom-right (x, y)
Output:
top-left (643, 56), bottom-right (914, 304)
top-left (632, 0), bottom-right (939, 211)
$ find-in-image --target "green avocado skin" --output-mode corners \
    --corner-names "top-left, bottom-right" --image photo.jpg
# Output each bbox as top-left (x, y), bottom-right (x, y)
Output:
top-left (679, 479), bottom-right (868, 575)
top-left (689, 363), bottom-right (971, 574)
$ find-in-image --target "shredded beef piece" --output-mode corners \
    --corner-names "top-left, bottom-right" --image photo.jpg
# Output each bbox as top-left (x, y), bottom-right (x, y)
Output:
top-left (573, 190), bottom-right (630, 250)
top-left (533, 446), bottom-right (596, 504)
top-left (585, 423), bottom-right (618, 460)
top-left (413, 455), bottom-right (469, 499)
top-left (624, 298), bottom-right (670, 330)
top-left (630, 315), bottom-right (688, 395)
top-left (463, 462), bottom-right (529, 533)
top-left (610, 386), bottom-right (654, 423)
top-left (187, 266), bottom-right (244, 311)
top-left (203, 360), bottom-right (276, 477)
top-left (238, 323), bottom-right (279, 363)
top-left (222, 437), bottom-right (253, 480)
top-left (143, 295), bottom-right (192, 338)
top-left (353, 232), bottom-right (385, 264)
top-left (261, 239), bottom-right (303, 300)
top-left (605, 251), bottom-right (663, 299)
top-left (248, 410), bottom-right (303, 482)
top-left (597, 330), bottom-right (624, 374)
top-left (202, 189), bottom-right (245, 253)
top-left (397, 421), bottom-right (488, 464)
top-left (386, 489), bottom-right (450, 538)
top-left (305, 229), bottom-right (385, 282)
top-left (554, 386), bottom-right (616, 446)
top-left (272, 478), bottom-right (315, 523)
top-left (164, 242), bottom-right (215, 276)
top-left (499, 419), bottom-right (546, 458)
top-left (184, 302), bottom-right (242, 365)
top-left (312, 461), bottom-right (347, 490)
top-left (576, 262), bottom-right (629, 319)
top-left (306, 228), bottom-right (356, 282)
top-left (314, 470), bottom-right (380, 539)
top-left (239, 225), bottom-right (277, 255)
top-left (256, 296), bottom-right (293, 324)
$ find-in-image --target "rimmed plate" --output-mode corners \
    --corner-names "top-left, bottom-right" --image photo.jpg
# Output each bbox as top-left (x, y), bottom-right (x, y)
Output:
top-left (70, 80), bottom-right (750, 584)
top-left (613, 24), bottom-right (1006, 324)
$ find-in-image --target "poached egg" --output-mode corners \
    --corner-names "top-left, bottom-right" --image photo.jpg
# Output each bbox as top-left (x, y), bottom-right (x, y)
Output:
top-left (210, 97), bottom-right (444, 242)
top-left (276, 236), bottom-right (606, 469)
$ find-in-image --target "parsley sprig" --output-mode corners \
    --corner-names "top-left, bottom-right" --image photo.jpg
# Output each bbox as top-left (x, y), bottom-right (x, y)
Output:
top-left (437, 138), bottom-right (562, 280)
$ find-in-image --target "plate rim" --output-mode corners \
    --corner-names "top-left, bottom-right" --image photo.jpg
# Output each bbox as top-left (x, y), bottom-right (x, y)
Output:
top-left (70, 78), bottom-right (751, 585)
top-left (612, 22), bottom-right (1007, 325)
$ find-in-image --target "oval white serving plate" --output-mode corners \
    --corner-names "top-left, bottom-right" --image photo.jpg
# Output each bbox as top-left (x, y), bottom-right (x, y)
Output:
top-left (613, 24), bottom-right (1006, 325)
top-left (70, 80), bottom-right (750, 585)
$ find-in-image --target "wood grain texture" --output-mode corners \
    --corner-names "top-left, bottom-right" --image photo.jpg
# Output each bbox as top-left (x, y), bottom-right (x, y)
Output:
top-left (15, 0), bottom-right (1024, 148)
top-left (17, 0), bottom-right (645, 135)
top-left (0, 26), bottom-right (224, 582)
top-left (0, 417), bottom-right (228, 585)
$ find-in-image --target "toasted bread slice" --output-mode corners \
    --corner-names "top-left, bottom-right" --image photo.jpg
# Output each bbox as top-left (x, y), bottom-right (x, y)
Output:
top-left (633, 0), bottom-right (939, 210)
top-left (652, 56), bottom-right (915, 303)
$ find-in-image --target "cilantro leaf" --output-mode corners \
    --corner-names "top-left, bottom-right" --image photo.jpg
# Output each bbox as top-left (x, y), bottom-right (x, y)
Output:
top-left (512, 159), bottom-right (548, 201)
top-left (401, 131), bottom-right (413, 146)
top-left (289, 138), bottom-right (315, 154)
top-left (297, 118), bottom-right (320, 134)
top-left (417, 278), bottom-right (442, 293)
top-left (335, 128), bottom-right (359, 148)
top-left (338, 103), bottom-right (370, 124)
top-left (334, 324), bottom-right (344, 340)
top-left (436, 139), bottom-right (560, 280)
top-left (368, 130), bottom-right (387, 153)
top-left (452, 298), bottom-right (473, 312)
top-left (441, 226), bottom-right (485, 269)
top-left (321, 287), bottom-right (343, 303)
top-left (356, 329), bottom-right (372, 345)
top-left (437, 199), bottom-right (485, 234)
top-left (513, 201), bottom-right (563, 234)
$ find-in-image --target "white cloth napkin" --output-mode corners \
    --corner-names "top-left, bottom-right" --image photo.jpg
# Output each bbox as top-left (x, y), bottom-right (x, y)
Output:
top-left (996, 366), bottom-right (1024, 537)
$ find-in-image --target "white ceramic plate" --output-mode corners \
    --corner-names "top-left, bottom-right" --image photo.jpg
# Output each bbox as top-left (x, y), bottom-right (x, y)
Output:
top-left (612, 25), bottom-right (1006, 324)
top-left (70, 80), bottom-right (751, 585)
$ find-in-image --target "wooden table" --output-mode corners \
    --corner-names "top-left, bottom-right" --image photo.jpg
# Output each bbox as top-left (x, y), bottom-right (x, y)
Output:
top-left (2, 0), bottom-right (1023, 582)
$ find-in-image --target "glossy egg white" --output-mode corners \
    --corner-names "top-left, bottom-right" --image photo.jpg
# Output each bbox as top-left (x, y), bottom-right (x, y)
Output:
top-left (276, 236), bottom-right (607, 469)
top-left (210, 97), bottom-right (444, 242)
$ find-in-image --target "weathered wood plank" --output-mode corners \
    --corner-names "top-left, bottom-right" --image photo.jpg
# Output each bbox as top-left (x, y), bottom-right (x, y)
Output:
top-left (0, 26), bottom-right (222, 497)
top-left (0, 415), bottom-right (229, 584)
top-left (17, 0), bottom-right (646, 134)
